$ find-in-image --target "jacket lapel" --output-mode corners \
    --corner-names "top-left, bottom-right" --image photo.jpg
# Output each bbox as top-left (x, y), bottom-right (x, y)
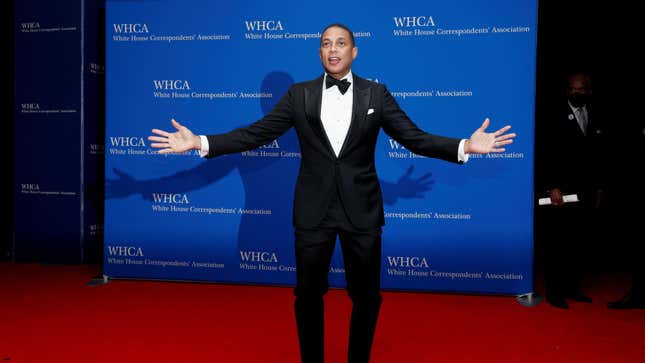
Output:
top-left (304, 76), bottom-right (336, 157)
top-left (585, 105), bottom-right (595, 135)
top-left (338, 76), bottom-right (371, 158)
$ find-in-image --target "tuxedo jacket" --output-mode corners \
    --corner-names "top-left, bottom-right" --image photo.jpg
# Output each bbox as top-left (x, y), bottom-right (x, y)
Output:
top-left (206, 74), bottom-right (461, 230)
top-left (545, 101), bottom-right (604, 203)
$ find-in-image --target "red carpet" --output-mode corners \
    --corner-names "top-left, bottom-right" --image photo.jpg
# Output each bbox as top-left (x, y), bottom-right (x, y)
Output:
top-left (1, 262), bottom-right (644, 362)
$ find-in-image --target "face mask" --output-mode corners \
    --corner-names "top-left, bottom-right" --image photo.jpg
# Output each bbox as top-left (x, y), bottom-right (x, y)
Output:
top-left (569, 93), bottom-right (588, 108)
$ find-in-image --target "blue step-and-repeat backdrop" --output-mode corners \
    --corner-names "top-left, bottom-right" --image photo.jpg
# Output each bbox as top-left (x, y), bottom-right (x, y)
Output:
top-left (105, 0), bottom-right (537, 295)
top-left (14, 0), bottom-right (105, 263)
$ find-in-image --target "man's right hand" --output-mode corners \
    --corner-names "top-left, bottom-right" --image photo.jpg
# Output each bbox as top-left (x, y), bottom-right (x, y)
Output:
top-left (149, 118), bottom-right (201, 154)
top-left (549, 188), bottom-right (564, 206)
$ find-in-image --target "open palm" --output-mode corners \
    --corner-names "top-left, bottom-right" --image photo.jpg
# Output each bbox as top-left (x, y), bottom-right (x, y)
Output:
top-left (467, 118), bottom-right (516, 154)
top-left (148, 118), bottom-right (200, 154)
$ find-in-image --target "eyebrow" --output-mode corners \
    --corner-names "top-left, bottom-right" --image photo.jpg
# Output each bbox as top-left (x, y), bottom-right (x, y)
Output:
top-left (321, 37), bottom-right (347, 42)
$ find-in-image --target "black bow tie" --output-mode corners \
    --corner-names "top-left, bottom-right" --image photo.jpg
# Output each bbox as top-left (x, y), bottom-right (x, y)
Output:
top-left (326, 76), bottom-right (351, 95)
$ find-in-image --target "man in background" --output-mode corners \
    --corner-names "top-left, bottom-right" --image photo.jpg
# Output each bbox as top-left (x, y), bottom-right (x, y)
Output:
top-left (543, 71), bottom-right (604, 309)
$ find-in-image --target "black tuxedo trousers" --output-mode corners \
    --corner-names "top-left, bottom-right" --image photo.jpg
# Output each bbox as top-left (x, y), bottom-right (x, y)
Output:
top-left (294, 186), bottom-right (382, 363)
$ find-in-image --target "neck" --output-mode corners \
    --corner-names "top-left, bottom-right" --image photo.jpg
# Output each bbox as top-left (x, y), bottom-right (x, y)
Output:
top-left (327, 70), bottom-right (350, 80)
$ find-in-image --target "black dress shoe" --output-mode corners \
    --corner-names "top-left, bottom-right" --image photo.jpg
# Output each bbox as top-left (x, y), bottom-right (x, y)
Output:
top-left (547, 294), bottom-right (569, 309)
top-left (566, 291), bottom-right (592, 303)
top-left (608, 293), bottom-right (645, 309)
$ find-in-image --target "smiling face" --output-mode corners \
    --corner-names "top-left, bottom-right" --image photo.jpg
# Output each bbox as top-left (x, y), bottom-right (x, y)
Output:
top-left (319, 26), bottom-right (358, 79)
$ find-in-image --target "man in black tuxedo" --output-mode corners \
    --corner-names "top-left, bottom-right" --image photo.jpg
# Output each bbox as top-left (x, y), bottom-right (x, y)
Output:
top-left (543, 72), bottom-right (603, 309)
top-left (149, 23), bottom-right (516, 363)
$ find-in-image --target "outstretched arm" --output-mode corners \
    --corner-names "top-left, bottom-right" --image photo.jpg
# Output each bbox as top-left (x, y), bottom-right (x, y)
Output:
top-left (148, 118), bottom-right (201, 154)
top-left (464, 118), bottom-right (516, 154)
top-left (149, 86), bottom-right (295, 157)
top-left (205, 88), bottom-right (294, 158)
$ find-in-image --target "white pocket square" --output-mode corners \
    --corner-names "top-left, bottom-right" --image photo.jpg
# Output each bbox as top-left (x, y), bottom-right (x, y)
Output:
top-left (367, 108), bottom-right (374, 115)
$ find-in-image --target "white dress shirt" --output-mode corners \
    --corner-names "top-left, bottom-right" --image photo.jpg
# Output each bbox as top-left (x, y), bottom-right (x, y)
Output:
top-left (321, 72), bottom-right (354, 156)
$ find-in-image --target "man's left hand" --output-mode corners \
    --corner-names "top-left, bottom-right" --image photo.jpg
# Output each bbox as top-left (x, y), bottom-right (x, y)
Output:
top-left (465, 118), bottom-right (516, 154)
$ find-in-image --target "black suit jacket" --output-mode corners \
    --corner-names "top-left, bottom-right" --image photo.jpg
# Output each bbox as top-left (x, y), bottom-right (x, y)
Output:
top-left (545, 101), bottom-right (604, 204)
top-left (206, 74), bottom-right (461, 230)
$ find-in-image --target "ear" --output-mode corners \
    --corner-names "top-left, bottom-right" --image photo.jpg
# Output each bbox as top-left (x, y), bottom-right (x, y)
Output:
top-left (319, 47), bottom-right (324, 62)
top-left (352, 46), bottom-right (358, 60)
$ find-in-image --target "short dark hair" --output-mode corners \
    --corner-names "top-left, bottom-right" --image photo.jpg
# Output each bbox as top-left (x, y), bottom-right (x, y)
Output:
top-left (321, 23), bottom-right (355, 47)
